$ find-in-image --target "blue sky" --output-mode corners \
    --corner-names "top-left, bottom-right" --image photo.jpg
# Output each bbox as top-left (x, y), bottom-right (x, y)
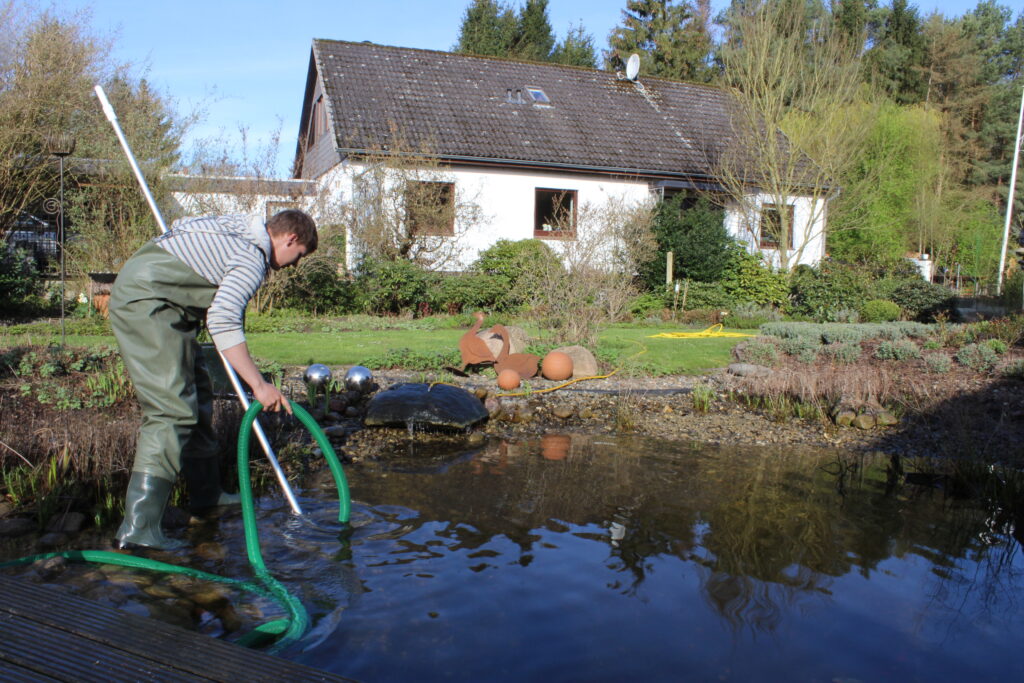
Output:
top-left (57, 0), bottom-right (1004, 177)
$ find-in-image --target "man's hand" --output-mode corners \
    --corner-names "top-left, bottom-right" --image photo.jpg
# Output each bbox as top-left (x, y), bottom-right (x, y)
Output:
top-left (220, 342), bottom-right (292, 415)
top-left (253, 381), bottom-right (292, 414)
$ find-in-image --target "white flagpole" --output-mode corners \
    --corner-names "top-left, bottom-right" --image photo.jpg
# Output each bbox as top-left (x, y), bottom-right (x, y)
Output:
top-left (996, 83), bottom-right (1024, 296)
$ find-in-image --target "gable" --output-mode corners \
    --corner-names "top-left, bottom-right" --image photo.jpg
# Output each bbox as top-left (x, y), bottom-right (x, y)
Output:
top-left (300, 40), bottom-right (755, 182)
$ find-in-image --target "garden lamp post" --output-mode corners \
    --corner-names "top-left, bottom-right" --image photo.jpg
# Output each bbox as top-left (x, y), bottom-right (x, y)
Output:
top-left (47, 132), bottom-right (75, 346)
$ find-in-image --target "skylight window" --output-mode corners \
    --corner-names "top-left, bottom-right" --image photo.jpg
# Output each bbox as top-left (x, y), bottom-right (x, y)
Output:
top-left (525, 86), bottom-right (550, 104)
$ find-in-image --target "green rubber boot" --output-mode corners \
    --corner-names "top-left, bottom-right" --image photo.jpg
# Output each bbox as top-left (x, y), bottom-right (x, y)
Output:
top-left (182, 457), bottom-right (241, 513)
top-left (114, 472), bottom-right (186, 550)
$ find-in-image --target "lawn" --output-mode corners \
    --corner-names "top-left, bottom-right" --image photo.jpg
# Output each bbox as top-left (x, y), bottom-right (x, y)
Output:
top-left (0, 320), bottom-right (751, 376)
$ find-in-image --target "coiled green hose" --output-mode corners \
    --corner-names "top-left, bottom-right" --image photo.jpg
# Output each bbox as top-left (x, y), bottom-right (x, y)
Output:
top-left (0, 399), bottom-right (350, 654)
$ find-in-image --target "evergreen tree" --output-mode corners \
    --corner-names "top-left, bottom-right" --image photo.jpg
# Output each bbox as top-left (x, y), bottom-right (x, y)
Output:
top-left (833, 0), bottom-right (869, 52)
top-left (606, 0), bottom-right (715, 82)
top-left (513, 0), bottom-right (555, 61)
top-left (455, 0), bottom-right (518, 57)
top-left (863, 0), bottom-right (928, 104)
top-left (641, 194), bottom-right (730, 287)
top-left (551, 24), bottom-right (598, 68)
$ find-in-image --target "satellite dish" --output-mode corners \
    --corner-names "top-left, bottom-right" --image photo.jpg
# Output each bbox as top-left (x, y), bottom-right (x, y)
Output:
top-left (625, 53), bottom-right (640, 81)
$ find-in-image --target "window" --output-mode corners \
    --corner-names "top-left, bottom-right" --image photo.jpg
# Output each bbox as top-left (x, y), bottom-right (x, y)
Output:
top-left (534, 188), bottom-right (577, 238)
top-left (406, 181), bottom-right (455, 236)
top-left (525, 86), bottom-right (550, 104)
top-left (759, 203), bottom-right (795, 250)
top-left (307, 95), bottom-right (326, 149)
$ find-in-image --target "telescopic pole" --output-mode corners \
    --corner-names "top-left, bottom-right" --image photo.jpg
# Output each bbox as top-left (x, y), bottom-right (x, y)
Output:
top-left (93, 85), bottom-right (303, 515)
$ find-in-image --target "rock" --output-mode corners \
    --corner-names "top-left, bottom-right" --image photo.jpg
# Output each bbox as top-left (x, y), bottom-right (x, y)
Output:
top-left (321, 425), bottom-right (348, 437)
top-left (552, 346), bottom-right (599, 378)
top-left (33, 556), bottom-right (67, 580)
top-left (727, 363), bottom-right (773, 378)
top-left (345, 406), bottom-right (361, 418)
top-left (834, 410), bottom-right (857, 427)
top-left (0, 517), bottom-right (35, 538)
top-left (875, 410), bottom-right (899, 426)
top-left (37, 532), bottom-right (69, 549)
top-left (0, 500), bottom-right (13, 517)
top-left (143, 583), bottom-right (179, 599)
top-left (552, 404), bottom-right (575, 419)
top-left (473, 387), bottom-right (489, 400)
top-left (365, 383), bottom-right (489, 429)
top-left (478, 325), bottom-right (528, 356)
top-left (328, 397), bottom-right (348, 413)
top-left (484, 396), bottom-right (503, 418)
top-left (467, 432), bottom-right (486, 445)
top-left (46, 512), bottom-right (86, 534)
top-left (194, 542), bottom-right (227, 561)
top-left (326, 411), bottom-right (344, 422)
top-left (579, 407), bottom-right (595, 419)
top-left (852, 413), bottom-right (877, 430)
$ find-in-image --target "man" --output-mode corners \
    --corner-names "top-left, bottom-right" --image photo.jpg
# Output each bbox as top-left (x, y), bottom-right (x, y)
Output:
top-left (109, 209), bottom-right (317, 550)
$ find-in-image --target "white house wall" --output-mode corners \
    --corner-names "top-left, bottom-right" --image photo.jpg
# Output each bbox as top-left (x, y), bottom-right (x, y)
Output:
top-left (722, 193), bottom-right (827, 269)
top-left (338, 162), bottom-right (658, 271)
top-left (170, 190), bottom-right (315, 220)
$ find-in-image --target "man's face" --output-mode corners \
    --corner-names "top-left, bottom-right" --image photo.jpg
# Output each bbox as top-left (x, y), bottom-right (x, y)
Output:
top-left (270, 233), bottom-right (309, 270)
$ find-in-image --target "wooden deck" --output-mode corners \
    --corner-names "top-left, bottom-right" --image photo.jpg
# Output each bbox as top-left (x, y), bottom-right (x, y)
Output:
top-left (0, 574), bottom-right (354, 682)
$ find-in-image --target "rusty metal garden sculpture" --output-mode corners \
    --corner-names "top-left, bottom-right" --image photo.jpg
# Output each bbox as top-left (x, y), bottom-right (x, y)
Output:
top-left (459, 311), bottom-right (497, 371)
top-left (490, 323), bottom-right (539, 379)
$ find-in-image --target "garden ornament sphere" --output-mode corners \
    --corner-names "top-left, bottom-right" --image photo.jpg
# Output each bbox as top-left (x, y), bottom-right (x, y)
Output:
top-left (497, 368), bottom-right (521, 391)
top-left (303, 363), bottom-right (333, 387)
top-left (345, 365), bottom-right (373, 393)
top-left (541, 351), bottom-right (573, 381)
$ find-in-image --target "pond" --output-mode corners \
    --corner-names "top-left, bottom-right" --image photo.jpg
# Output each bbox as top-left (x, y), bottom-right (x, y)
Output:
top-left (3, 434), bottom-right (1022, 682)
top-left (282, 435), bottom-right (1023, 682)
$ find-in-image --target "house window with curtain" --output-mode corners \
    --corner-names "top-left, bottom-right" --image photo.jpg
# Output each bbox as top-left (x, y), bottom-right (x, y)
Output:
top-left (406, 181), bottom-right (455, 236)
top-left (759, 203), bottom-right (795, 249)
top-left (534, 188), bottom-right (576, 238)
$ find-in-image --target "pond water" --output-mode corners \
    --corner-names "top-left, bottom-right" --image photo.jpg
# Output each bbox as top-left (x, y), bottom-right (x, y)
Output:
top-left (276, 435), bottom-right (1023, 682)
top-left (3, 435), bottom-right (1022, 682)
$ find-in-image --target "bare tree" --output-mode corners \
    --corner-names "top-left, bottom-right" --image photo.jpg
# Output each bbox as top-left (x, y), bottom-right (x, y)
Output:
top-left (527, 195), bottom-right (656, 345)
top-left (715, 0), bottom-right (872, 270)
top-left (346, 128), bottom-right (486, 271)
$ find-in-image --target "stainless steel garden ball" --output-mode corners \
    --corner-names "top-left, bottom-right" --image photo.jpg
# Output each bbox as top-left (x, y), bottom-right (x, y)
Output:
top-left (303, 363), bottom-right (333, 387)
top-left (344, 365), bottom-right (373, 393)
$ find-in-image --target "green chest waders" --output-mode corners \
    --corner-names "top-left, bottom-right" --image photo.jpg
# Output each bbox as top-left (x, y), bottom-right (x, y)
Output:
top-left (109, 243), bottom-right (239, 549)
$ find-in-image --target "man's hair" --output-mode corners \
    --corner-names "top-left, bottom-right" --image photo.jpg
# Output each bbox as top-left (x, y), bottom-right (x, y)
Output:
top-left (267, 209), bottom-right (318, 251)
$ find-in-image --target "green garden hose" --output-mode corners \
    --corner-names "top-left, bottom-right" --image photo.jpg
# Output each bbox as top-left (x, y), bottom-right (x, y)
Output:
top-left (0, 399), bottom-right (350, 654)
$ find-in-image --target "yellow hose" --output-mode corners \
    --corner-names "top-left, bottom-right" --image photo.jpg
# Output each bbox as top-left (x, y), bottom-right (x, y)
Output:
top-left (647, 323), bottom-right (755, 339)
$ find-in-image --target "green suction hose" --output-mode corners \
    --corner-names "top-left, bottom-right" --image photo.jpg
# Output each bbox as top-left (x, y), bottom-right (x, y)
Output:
top-left (0, 399), bottom-right (350, 654)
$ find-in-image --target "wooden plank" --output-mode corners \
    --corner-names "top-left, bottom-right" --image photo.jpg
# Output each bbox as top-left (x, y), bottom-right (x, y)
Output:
top-left (0, 575), bottom-right (353, 683)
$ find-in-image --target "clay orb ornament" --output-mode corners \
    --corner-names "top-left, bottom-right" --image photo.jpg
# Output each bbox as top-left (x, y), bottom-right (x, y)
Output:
top-left (541, 351), bottom-right (573, 381)
top-left (497, 368), bottom-right (521, 390)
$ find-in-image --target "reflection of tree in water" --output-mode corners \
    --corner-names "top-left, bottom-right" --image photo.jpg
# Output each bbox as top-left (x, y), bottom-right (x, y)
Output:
top-left (341, 435), bottom-right (1022, 635)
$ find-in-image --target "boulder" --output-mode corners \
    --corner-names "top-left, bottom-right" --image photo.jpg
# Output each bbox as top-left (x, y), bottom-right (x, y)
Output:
top-left (365, 382), bottom-right (489, 429)
top-left (478, 325), bottom-right (529, 356)
top-left (727, 363), bottom-right (773, 378)
top-left (552, 345), bottom-right (599, 379)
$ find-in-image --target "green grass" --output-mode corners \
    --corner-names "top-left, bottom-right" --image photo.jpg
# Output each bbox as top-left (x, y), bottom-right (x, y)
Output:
top-left (1, 319), bottom-right (747, 375)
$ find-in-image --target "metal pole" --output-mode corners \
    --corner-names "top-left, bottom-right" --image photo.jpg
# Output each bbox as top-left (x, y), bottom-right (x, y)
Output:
top-left (996, 83), bottom-right (1024, 296)
top-left (59, 155), bottom-right (65, 347)
top-left (93, 85), bottom-right (303, 515)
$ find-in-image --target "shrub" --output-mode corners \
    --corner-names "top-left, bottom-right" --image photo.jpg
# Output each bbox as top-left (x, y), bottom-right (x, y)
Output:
top-left (1002, 359), bottom-right (1024, 379)
top-left (679, 280), bottom-right (736, 310)
top-left (820, 325), bottom-right (867, 344)
top-left (759, 322), bottom-right (824, 340)
top-left (823, 342), bottom-right (862, 364)
top-left (967, 316), bottom-right (1024, 347)
top-left (779, 336), bottom-right (821, 356)
top-left (923, 339), bottom-right (941, 350)
top-left (353, 257), bottom-right (433, 315)
top-left (875, 339), bottom-right (921, 360)
top-left (428, 273), bottom-right (508, 314)
top-left (795, 347), bottom-right (819, 363)
top-left (924, 353), bottom-right (952, 373)
top-left (956, 343), bottom-right (997, 372)
top-left (860, 299), bottom-right (901, 322)
top-left (472, 239), bottom-right (562, 310)
top-left (720, 244), bottom-right (789, 307)
top-left (986, 339), bottom-right (1008, 354)
top-left (630, 292), bottom-right (669, 317)
top-left (640, 195), bottom-right (731, 287)
top-left (788, 262), bottom-right (870, 321)
top-left (0, 246), bottom-right (45, 317)
top-left (888, 280), bottom-right (955, 321)
top-left (738, 340), bottom-right (780, 366)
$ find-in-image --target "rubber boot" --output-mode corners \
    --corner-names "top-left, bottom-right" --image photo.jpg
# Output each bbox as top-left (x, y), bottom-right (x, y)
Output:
top-left (182, 457), bottom-right (240, 513)
top-left (114, 472), bottom-right (186, 550)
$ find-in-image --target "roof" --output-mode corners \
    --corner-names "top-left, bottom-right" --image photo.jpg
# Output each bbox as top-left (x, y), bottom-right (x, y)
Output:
top-left (306, 40), bottom-right (753, 181)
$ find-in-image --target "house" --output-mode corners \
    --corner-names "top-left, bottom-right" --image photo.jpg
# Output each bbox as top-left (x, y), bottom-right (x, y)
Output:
top-left (290, 40), bottom-right (827, 272)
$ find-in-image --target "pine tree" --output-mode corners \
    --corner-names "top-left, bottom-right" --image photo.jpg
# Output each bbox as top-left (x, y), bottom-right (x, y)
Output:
top-left (454, 0), bottom-right (518, 57)
top-left (863, 0), bottom-right (928, 104)
top-left (551, 24), bottom-right (597, 68)
top-left (512, 0), bottom-right (555, 61)
top-left (606, 0), bottom-right (714, 83)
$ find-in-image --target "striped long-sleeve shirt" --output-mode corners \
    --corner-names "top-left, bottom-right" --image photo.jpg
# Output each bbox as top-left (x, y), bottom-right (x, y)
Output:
top-left (153, 214), bottom-right (270, 351)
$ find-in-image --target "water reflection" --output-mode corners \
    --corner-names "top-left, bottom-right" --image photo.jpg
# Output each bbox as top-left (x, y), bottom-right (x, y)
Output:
top-left (297, 434), bottom-right (1023, 681)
